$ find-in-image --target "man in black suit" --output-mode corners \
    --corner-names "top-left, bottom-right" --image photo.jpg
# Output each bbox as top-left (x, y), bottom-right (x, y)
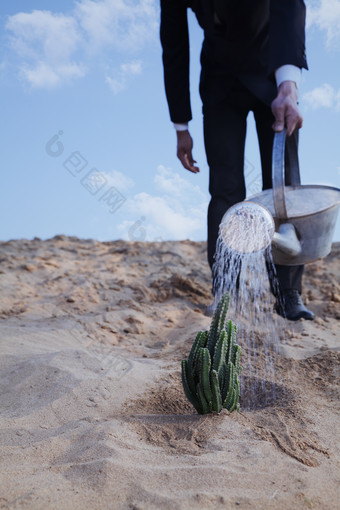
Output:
top-left (160, 0), bottom-right (314, 320)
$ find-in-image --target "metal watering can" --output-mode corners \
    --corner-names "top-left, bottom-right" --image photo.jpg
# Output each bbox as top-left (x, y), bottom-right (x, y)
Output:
top-left (220, 129), bottom-right (340, 265)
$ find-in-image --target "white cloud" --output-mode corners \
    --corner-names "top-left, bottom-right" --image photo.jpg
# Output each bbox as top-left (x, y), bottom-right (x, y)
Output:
top-left (21, 61), bottom-right (86, 88)
top-left (5, 0), bottom-right (158, 88)
top-left (6, 10), bottom-right (84, 88)
top-left (302, 83), bottom-right (340, 110)
top-left (101, 169), bottom-right (135, 192)
top-left (117, 165), bottom-right (209, 241)
top-left (126, 192), bottom-right (202, 239)
top-left (6, 10), bottom-right (81, 61)
top-left (75, 0), bottom-right (158, 53)
top-left (154, 165), bottom-right (205, 198)
top-left (106, 60), bottom-right (142, 94)
top-left (307, 0), bottom-right (340, 45)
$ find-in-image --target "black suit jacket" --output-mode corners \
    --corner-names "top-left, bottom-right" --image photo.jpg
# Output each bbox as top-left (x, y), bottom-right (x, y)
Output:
top-left (160, 0), bottom-right (308, 123)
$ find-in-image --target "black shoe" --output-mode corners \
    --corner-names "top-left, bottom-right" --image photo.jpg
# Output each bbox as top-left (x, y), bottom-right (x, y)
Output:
top-left (276, 290), bottom-right (315, 321)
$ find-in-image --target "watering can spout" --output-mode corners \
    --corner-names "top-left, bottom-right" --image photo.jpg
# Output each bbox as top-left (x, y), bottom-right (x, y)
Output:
top-left (272, 223), bottom-right (302, 258)
top-left (219, 202), bottom-right (302, 261)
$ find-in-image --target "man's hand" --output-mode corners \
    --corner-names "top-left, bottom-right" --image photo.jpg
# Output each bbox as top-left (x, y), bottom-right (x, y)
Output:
top-left (176, 130), bottom-right (199, 173)
top-left (271, 81), bottom-right (303, 136)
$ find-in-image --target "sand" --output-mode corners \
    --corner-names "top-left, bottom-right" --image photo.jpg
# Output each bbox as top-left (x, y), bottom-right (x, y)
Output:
top-left (0, 236), bottom-right (339, 510)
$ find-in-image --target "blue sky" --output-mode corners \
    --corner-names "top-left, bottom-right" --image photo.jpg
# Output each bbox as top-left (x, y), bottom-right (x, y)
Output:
top-left (0, 0), bottom-right (339, 243)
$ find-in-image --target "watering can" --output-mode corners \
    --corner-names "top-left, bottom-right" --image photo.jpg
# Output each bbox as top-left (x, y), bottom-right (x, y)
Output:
top-left (220, 129), bottom-right (340, 265)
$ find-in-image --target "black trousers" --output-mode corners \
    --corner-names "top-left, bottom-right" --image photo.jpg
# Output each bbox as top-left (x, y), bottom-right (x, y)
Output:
top-left (203, 79), bottom-right (303, 295)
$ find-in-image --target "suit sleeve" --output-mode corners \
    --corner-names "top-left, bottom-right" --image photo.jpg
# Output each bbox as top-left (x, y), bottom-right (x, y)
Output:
top-left (269, 0), bottom-right (308, 74)
top-left (160, 0), bottom-right (192, 123)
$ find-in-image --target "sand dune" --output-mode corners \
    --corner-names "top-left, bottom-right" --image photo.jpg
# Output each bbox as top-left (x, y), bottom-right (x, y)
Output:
top-left (0, 237), bottom-right (339, 509)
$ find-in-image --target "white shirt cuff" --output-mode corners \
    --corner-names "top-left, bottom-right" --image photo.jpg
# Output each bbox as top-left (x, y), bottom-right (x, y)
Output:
top-left (275, 65), bottom-right (302, 89)
top-left (173, 123), bottom-right (189, 131)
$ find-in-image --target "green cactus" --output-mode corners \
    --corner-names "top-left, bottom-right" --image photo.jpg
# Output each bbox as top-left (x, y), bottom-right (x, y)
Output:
top-left (181, 292), bottom-right (241, 414)
top-left (210, 369), bottom-right (222, 411)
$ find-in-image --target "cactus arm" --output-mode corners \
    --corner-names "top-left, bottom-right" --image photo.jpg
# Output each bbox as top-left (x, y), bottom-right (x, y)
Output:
top-left (207, 293), bottom-right (230, 357)
top-left (182, 358), bottom-right (196, 395)
top-left (225, 320), bottom-right (233, 362)
top-left (233, 345), bottom-right (242, 374)
top-left (206, 298), bottom-right (224, 355)
top-left (218, 361), bottom-right (227, 388)
top-left (217, 293), bottom-right (230, 334)
top-left (187, 331), bottom-right (202, 370)
top-left (221, 362), bottom-right (231, 403)
top-left (213, 330), bottom-right (228, 372)
top-left (181, 360), bottom-right (202, 413)
top-left (222, 363), bottom-right (235, 409)
top-left (196, 382), bottom-right (209, 414)
top-left (228, 377), bottom-right (240, 413)
top-left (227, 323), bottom-right (237, 364)
top-left (192, 331), bottom-right (209, 374)
top-left (226, 319), bottom-right (233, 339)
top-left (200, 348), bottom-right (213, 404)
top-left (194, 345), bottom-right (203, 379)
top-left (224, 386), bottom-right (235, 411)
top-left (188, 330), bottom-right (207, 372)
top-left (210, 369), bottom-right (222, 413)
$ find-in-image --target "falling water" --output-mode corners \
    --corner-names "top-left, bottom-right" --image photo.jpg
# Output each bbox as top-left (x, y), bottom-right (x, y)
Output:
top-left (212, 203), bottom-right (285, 410)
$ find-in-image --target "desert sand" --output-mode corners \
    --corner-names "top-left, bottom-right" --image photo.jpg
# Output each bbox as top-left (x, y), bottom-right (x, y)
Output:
top-left (0, 236), bottom-right (339, 510)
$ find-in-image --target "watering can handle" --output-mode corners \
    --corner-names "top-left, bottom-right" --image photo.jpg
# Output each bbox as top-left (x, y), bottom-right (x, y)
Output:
top-left (272, 129), bottom-right (301, 219)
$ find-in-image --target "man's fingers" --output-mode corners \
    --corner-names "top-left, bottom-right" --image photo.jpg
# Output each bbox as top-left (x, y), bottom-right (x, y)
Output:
top-left (176, 130), bottom-right (200, 173)
top-left (286, 119), bottom-right (297, 137)
top-left (271, 104), bottom-right (285, 132)
top-left (277, 109), bottom-right (303, 136)
top-left (184, 153), bottom-right (199, 173)
top-left (177, 151), bottom-right (189, 171)
top-left (272, 104), bottom-right (303, 135)
top-left (178, 151), bottom-right (199, 173)
top-left (286, 113), bottom-right (303, 136)
top-left (271, 83), bottom-right (303, 136)
top-left (272, 121), bottom-right (284, 132)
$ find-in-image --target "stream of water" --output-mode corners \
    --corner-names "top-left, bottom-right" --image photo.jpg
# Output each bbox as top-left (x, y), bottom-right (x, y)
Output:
top-left (212, 204), bottom-right (285, 410)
